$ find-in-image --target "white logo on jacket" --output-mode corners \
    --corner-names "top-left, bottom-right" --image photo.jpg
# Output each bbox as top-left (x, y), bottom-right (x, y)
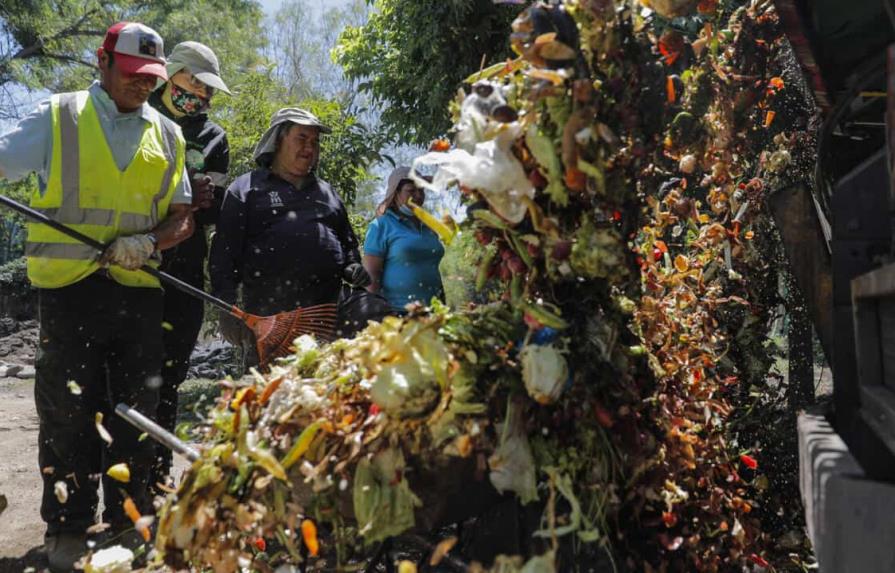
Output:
top-left (268, 191), bottom-right (284, 208)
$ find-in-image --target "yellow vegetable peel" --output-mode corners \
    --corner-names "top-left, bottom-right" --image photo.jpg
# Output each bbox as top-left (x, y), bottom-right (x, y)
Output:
top-left (106, 463), bottom-right (131, 483)
top-left (408, 200), bottom-right (456, 246)
top-left (281, 420), bottom-right (324, 470)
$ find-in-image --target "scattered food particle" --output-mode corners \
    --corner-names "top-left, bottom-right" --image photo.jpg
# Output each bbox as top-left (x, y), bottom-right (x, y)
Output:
top-left (107, 463), bottom-right (131, 484)
top-left (301, 519), bottom-right (319, 557)
top-left (429, 536), bottom-right (458, 566)
top-left (54, 481), bottom-right (68, 504)
top-left (95, 413), bottom-right (113, 445)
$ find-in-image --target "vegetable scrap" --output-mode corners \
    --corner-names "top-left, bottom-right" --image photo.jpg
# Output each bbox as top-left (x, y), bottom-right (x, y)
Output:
top-left (106, 463), bottom-right (131, 484)
top-left (95, 412), bottom-right (113, 446)
top-left (153, 0), bottom-right (814, 570)
top-left (53, 481), bottom-right (68, 504)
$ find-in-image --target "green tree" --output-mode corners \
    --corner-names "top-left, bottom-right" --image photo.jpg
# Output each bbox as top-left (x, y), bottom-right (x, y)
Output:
top-left (0, 0), bottom-right (264, 119)
top-left (334, 0), bottom-right (517, 145)
top-left (0, 176), bottom-right (36, 262)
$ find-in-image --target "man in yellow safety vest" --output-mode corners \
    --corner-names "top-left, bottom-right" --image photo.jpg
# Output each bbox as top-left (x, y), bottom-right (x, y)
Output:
top-left (0, 22), bottom-right (193, 571)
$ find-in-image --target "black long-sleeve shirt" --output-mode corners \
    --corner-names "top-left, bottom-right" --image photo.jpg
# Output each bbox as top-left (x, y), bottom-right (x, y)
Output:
top-left (209, 169), bottom-right (360, 315)
top-left (150, 91), bottom-right (230, 286)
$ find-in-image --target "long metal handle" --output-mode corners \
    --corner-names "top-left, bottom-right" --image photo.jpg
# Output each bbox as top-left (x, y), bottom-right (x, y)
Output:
top-left (115, 403), bottom-right (200, 462)
top-left (0, 194), bottom-right (238, 314)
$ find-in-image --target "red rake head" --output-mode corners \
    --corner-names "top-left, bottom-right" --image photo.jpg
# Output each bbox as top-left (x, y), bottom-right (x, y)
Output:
top-left (247, 303), bottom-right (338, 366)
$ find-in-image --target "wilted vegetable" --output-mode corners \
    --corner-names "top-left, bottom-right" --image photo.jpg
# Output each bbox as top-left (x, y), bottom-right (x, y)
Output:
top-left (520, 343), bottom-right (568, 405)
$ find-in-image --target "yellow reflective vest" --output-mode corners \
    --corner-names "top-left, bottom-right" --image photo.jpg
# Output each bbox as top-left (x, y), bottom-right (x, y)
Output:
top-left (25, 91), bottom-right (185, 289)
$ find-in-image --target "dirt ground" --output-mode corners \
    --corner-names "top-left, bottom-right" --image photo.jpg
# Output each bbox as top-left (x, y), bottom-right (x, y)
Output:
top-left (0, 376), bottom-right (193, 572)
top-left (0, 376), bottom-right (44, 572)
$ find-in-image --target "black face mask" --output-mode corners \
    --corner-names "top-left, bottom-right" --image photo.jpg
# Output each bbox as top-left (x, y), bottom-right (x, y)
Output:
top-left (168, 83), bottom-right (209, 115)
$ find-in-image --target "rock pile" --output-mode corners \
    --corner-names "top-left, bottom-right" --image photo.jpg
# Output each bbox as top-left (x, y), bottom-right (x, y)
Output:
top-left (0, 317), bottom-right (38, 378)
top-left (187, 339), bottom-right (240, 380)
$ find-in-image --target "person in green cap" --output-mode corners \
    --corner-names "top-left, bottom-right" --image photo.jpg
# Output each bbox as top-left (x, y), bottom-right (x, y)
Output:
top-left (148, 40), bottom-right (231, 493)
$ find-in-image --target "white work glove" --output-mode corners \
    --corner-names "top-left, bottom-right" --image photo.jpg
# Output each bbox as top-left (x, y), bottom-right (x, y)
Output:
top-left (100, 234), bottom-right (156, 271)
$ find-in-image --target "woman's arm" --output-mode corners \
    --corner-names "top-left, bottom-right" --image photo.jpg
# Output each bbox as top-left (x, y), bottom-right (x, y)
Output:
top-left (209, 181), bottom-right (248, 303)
top-left (363, 254), bottom-right (384, 294)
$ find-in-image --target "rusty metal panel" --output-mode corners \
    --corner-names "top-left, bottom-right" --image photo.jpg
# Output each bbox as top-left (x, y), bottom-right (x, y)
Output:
top-left (768, 184), bottom-right (834, 362)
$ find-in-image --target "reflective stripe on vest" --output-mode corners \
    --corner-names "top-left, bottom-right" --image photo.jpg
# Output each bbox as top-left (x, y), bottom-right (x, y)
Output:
top-left (24, 242), bottom-right (98, 260)
top-left (35, 92), bottom-right (180, 229)
top-left (25, 90), bottom-right (184, 289)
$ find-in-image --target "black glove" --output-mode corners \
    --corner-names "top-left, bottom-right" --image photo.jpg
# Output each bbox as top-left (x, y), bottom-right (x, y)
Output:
top-left (218, 309), bottom-right (254, 349)
top-left (343, 263), bottom-right (372, 288)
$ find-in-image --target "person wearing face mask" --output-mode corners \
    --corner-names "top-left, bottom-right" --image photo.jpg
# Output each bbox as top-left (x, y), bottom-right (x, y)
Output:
top-left (0, 22), bottom-right (193, 570)
top-left (363, 166), bottom-right (446, 314)
top-left (147, 41), bottom-right (230, 495)
top-left (209, 107), bottom-right (382, 359)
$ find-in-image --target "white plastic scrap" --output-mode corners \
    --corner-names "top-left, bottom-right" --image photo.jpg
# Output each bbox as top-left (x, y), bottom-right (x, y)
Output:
top-left (412, 123), bottom-right (534, 224)
top-left (488, 398), bottom-right (539, 504)
top-left (84, 545), bottom-right (134, 573)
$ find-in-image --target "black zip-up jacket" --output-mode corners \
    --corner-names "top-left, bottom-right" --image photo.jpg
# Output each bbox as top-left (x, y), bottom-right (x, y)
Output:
top-left (149, 91), bottom-right (230, 286)
top-left (209, 168), bottom-right (361, 315)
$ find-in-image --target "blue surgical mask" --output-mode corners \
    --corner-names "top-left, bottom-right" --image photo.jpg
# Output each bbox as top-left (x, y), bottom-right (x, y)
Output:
top-left (398, 204), bottom-right (415, 217)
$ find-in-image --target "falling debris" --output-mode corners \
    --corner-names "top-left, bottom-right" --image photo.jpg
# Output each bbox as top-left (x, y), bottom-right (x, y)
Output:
top-left (122, 496), bottom-right (150, 542)
top-left (106, 463), bottom-right (131, 484)
top-left (54, 481), bottom-right (68, 504)
top-left (95, 412), bottom-right (113, 445)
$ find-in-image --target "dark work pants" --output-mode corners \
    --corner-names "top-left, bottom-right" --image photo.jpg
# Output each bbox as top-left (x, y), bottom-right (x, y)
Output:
top-left (150, 283), bottom-right (204, 489)
top-left (35, 275), bottom-right (163, 534)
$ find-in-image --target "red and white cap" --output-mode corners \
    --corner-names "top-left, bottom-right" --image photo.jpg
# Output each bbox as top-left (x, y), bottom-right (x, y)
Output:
top-left (101, 22), bottom-right (167, 80)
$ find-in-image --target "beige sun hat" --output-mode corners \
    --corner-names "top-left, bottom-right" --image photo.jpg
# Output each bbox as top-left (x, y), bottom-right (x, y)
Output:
top-left (166, 41), bottom-right (230, 95)
top-left (252, 107), bottom-right (332, 166)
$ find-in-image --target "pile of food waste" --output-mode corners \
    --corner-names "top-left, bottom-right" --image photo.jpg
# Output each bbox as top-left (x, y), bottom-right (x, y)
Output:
top-left (153, 0), bottom-right (816, 571)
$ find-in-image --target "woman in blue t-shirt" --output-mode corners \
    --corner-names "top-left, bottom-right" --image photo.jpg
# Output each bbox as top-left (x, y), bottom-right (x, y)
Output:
top-left (363, 166), bottom-right (445, 314)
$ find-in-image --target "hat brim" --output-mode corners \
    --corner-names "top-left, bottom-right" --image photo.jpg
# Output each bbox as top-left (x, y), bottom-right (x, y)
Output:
top-left (193, 71), bottom-right (231, 95)
top-left (281, 118), bottom-right (332, 134)
top-left (251, 121), bottom-right (332, 166)
top-left (115, 53), bottom-right (168, 80)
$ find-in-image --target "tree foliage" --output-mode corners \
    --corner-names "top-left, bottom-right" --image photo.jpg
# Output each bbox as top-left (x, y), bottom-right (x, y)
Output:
top-left (0, 176), bottom-right (31, 262)
top-left (0, 0), bottom-right (264, 119)
top-left (334, 0), bottom-right (516, 145)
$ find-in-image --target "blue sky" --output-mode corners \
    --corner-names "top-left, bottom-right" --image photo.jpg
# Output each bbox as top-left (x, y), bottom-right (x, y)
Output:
top-left (260, 0), bottom-right (352, 15)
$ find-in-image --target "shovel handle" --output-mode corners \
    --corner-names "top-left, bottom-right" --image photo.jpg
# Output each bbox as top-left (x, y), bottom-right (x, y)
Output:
top-left (0, 194), bottom-right (237, 314)
top-left (115, 403), bottom-right (200, 462)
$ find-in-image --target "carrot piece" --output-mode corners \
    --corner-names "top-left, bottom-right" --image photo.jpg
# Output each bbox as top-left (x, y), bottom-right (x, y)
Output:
top-left (666, 75), bottom-right (676, 103)
top-left (123, 496), bottom-right (141, 523)
top-left (430, 139), bottom-right (451, 152)
top-left (122, 496), bottom-right (151, 542)
top-left (564, 167), bottom-right (587, 192)
top-left (764, 110), bottom-right (775, 127)
top-left (259, 376), bottom-right (284, 405)
top-left (301, 519), bottom-right (319, 557)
